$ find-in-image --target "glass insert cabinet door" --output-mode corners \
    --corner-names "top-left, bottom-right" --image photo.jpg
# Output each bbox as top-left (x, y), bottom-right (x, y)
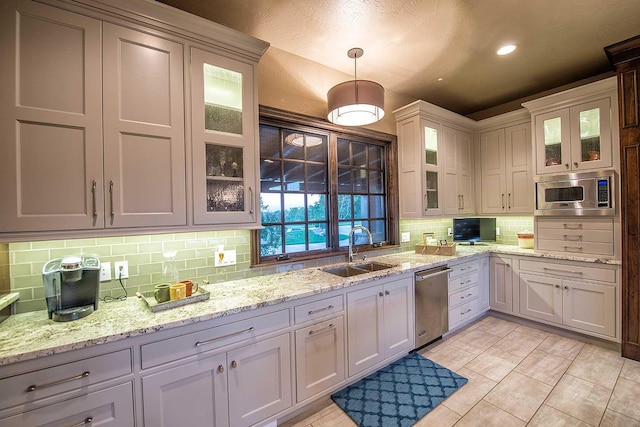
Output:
top-left (422, 123), bottom-right (442, 214)
top-left (569, 98), bottom-right (612, 170)
top-left (191, 47), bottom-right (258, 225)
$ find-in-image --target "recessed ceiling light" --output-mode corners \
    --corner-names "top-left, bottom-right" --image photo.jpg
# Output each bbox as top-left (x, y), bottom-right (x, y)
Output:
top-left (497, 44), bottom-right (517, 55)
top-left (437, 77), bottom-right (444, 82)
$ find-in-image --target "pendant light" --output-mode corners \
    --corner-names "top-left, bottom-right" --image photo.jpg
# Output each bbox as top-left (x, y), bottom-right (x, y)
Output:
top-left (327, 48), bottom-right (385, 126)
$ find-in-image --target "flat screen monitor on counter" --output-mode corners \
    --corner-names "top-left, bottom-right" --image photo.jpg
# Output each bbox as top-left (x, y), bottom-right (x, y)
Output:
top-left (453, 217), bottom-right (496, 245)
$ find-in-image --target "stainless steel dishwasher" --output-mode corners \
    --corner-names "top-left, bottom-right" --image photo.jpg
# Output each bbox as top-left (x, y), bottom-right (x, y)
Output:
top-left (414, 265), bottom-right (452, 349)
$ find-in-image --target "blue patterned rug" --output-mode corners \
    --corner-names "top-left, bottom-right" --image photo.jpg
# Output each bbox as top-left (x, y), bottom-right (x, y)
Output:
top-left (331, 353), bottom-right (468, 427)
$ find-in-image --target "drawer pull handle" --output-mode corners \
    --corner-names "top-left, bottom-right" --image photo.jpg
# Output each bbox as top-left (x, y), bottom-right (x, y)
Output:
top-left (26, 371), bottom-right (90, 392)
top-left (308, 305), bottom-right (334, 315)
top-left (461, 309), bottom-right (472, 315)
top-left (68, 417), bottom-right (93, 427)
top-left (563, 234), bottom-right (583, 241)
top-left (543, 267), bottom-right (583, 275)
top-left (309, 323), bottom-right (335, 336)
top-left (563, 245), bottom-right (583, 252)
top-left (460, 293), bottom-right (473, 299)
top-left (195, 327), bottom-right (255, 347)
top-left (563, 224), bottom-right (582, 230)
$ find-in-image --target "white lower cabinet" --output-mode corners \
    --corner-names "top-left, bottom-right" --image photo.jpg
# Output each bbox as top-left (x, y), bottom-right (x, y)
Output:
top-left (295, 316), bottom-right (345, 403)
top-left (346, 276), bottom-right (413, 377)
top-left (142, 333), bottom-right (292, 427)
top-left (489, 255), bottom-right (514, 313)
top-left (0, 382), bottom-right (134, 427)
top-left (519, 272), bottom-right (617, 338)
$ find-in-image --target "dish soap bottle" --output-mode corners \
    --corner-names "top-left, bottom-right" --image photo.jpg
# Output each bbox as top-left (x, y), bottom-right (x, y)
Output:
top-left (162, 251), bottom-right (179, 284)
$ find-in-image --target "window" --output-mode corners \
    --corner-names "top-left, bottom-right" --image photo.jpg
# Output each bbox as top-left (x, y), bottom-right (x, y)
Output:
top-left (253, 107), bottom-right (398, 264)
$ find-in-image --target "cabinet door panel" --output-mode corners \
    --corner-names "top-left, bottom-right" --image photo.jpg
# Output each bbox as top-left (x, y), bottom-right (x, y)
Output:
top-left (519, 273), bottom-right (563, 324)
top-left (227, 333), bottom-right (292, 427)
top-left (103, 23), bottom-right (186, 228)
top-left (383, 278), bottom-right (414, 356)
top-left (489, 256), bottom-right (513, 312)
top-left (191, 47), bottom-right (258, 225)
top-left (295, 317), bottom-right (345, 402)
top-left (480, 129), bottom-right (506, 213)
top-left (505, 123), bottom-right (533, 213)
top-left (0, 1), bottom-right (103, 231)
top-left (563, 280), bottom-right (616, 337)
top-left (569, 98), bottom-right (612, 171)
top-left (347, 285), bottom-right (383, 376)
top-left (535, 109), bottom-right (571, 174)
top-left (142, 352), bottom-right (228, 427)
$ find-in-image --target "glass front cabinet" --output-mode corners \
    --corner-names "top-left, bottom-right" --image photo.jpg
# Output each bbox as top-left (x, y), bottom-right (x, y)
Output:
top-left (191, 48), bottom-right (259, 225)
top-left (528, 79), bottom-right (616, 175)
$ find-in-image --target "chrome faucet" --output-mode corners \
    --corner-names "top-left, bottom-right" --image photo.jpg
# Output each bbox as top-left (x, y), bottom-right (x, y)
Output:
top-left (348, 225), bottom-right (373, 263)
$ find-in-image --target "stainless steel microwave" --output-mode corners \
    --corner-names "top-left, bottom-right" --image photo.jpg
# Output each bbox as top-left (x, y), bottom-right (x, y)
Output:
top-left (534, 170), bottom-right (615, 216)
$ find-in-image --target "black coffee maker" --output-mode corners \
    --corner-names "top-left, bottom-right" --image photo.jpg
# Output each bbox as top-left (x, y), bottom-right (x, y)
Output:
top-left (42, 255), bottom-right (100, 321)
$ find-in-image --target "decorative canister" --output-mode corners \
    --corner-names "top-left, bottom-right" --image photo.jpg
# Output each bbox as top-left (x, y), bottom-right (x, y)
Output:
top-left (517, 231), bottom-right (534, 249)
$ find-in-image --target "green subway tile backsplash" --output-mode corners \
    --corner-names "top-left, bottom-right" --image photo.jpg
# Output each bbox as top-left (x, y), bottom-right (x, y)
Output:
top-left (7, 216), bottom-right (534, 314)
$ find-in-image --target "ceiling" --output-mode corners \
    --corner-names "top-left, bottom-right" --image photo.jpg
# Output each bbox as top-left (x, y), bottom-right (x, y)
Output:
top-left (158, 0), bottom-right (640, 119)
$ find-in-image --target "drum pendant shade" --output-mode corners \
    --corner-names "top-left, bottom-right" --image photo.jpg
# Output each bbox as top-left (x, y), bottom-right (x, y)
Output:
top-left (327, 48), bottom-right (385, 126)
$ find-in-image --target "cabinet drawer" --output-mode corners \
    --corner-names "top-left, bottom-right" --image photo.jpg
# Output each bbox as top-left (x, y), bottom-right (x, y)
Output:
top-left (519, 259), bottom-right (616, 283)
top-left (449, 270), bottom-right (480, 293)
top-left (449, 259), bottom-right (480, 279)
top-left (536, 239), bottom-right (613, 256)
top-left (449, 298), bottom-right (479, 327)
top-left (0, 349), bottom-right (132, 411)
top-left (449, 286), bottom-right (479, 308)
top-left (294, 295), bottom-right (343, 325)
top-left (0, 382), bottom-right (134, 427)
top-left (537, 217), bottom-right (614, 231)
top-left (141, 309), bottom-right (290, 369)
top-left (537, 228), bottom-right (613, 244)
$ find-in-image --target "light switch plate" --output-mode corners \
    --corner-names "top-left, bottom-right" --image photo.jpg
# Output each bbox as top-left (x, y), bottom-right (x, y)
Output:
top-left (496, 227), bottom-right (501, 236)
top-left (100, 262), bottom-right (111, 282)
top-left (215, 249), bottom-right (236, 267)
top-left (401, 232), bottom-right (410, 243)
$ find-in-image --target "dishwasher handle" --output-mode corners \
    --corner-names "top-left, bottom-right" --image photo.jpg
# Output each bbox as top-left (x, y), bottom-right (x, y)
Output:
top-left (415, 267), bottom-right (452, 281)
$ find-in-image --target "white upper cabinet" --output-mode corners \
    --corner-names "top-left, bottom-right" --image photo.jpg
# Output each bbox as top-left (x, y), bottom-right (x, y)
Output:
top-left (102, 23), bottom-right (186, 228)
top-left (0, 1), bottom-right (103, 232)
top-left (479, 112), bottom-right (533, 215)
top-left (523, 78), bottom-right (618, 175)
top-left (0, 0), bottom-right (268, 238)
top-left (191, 48), bottom-right (259, 226)
top-left (394, 100), bottom-right (475, 218)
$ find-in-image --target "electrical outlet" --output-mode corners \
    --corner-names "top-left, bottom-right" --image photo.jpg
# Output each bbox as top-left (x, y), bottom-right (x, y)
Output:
top-left (448, 227), bottom-right (452, 236)
top-left (401, 232), bottom-right (410, 243)
top-left (114, 261), bottom-right (129, 279)
top-left (99, 262), bottom-right (111, 281)
top-left (496, 227), bottom-right (501, 236)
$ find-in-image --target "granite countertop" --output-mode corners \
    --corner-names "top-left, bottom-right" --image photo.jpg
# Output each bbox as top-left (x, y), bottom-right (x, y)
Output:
top-left (0, 245), bottom-right (620, 366)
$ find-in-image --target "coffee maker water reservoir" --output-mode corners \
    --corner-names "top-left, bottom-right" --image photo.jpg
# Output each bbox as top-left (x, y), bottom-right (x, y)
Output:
top-left (42, 255), bottom-right (101, 321)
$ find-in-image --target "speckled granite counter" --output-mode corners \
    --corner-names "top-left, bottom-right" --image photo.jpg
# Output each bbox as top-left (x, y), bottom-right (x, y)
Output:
top-left (0, 245), bottom-right (620, 366)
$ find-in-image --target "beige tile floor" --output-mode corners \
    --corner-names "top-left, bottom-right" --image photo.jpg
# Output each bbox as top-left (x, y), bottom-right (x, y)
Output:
top-left (280, 314), bottom-right (640, 427)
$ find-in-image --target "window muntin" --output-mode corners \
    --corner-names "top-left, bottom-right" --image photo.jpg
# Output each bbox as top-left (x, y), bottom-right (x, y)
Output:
top-left (259, 126), bottom-right (329, 257)
top-left (255, 114), bottom-right (394, 264)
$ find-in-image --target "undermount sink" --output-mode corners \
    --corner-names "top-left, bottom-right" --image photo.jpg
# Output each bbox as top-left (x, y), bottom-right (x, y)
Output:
top-left (322, 262), bottom-right (393, 278)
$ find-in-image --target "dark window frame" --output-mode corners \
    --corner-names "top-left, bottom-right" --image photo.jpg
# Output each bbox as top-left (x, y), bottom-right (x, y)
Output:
top-left (251, 106), bottom-right (399, 266)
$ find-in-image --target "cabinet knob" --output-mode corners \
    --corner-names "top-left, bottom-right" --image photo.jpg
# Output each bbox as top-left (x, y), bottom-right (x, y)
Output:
top-left (574, 162), bottom-right (579, 168)
top-left (564, 286), bottom-right (569, 290)
top-left (218, 365), bottom-right (224, 373)
top-left (565, 163), bottom-right (569, 169)
top-left (379, 292), bottom-right (384, 297)
top-left (555, 284), bottom-right (561, 288)
top-left (231, 360), bottom-right (238, 368)
top-left (385, 290), bottom-right (390, 295)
